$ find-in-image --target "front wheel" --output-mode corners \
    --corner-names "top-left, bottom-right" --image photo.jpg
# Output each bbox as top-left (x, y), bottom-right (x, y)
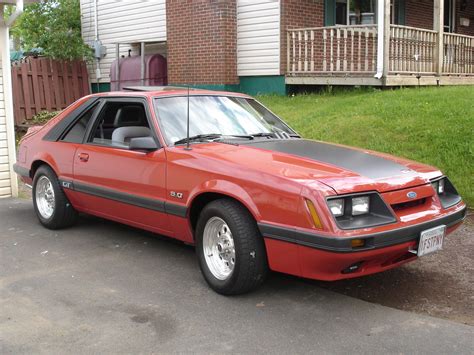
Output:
top-left (196, 199), bottom-right (268, 295)
top-left (32, 165), bottom-right (78, 229)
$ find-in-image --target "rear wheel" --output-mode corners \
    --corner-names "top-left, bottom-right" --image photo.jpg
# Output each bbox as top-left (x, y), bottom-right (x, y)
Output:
top-left (33, 165), bottom-right (77, 229)
top-left (196, 199), bottom-right (268, 295)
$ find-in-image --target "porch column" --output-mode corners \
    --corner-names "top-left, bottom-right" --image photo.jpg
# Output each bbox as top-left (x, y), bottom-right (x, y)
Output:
top-left (375, 0), bottom-right (391, 81)
top-left (0, 15), bottom-right (19, 198)
top-left (434, 0), bottom-right (444, 76)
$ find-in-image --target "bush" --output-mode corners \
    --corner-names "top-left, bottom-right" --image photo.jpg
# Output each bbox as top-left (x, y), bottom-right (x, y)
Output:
top-left (30, 111), bottom-right (60, 125)
top-left (9, 0), bottom-right (93, 61)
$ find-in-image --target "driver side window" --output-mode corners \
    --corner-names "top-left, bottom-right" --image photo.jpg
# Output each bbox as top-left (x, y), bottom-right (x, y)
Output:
top-left (89, 101), bottom-right (153, 148)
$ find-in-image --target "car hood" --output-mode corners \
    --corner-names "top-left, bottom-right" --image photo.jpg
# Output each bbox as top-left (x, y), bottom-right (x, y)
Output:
top-left (189, 139), bottom-right (441, 194)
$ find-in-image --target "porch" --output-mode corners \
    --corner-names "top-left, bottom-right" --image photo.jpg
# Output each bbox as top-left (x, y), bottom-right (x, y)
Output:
top-left (286, 0), bottom-right (474, 86)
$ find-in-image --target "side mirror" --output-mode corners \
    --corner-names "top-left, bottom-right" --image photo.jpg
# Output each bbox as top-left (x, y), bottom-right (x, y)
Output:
top-left (129, 136), bottom-right (159, 151)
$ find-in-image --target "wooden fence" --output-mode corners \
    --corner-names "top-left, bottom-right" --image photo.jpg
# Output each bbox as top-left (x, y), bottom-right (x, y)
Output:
top-left (11, 57), bottom-right (90, 125)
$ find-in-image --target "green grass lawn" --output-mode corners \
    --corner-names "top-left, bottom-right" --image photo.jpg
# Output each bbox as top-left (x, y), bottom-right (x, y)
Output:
top-left (257, 87), bottom-right (474, 206)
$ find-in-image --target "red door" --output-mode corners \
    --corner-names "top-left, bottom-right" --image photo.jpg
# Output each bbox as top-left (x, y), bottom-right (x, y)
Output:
top-left (72, 144), bottom-right (172, 235)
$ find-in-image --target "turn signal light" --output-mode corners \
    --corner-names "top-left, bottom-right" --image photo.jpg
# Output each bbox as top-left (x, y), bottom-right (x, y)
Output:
top-left (351, 239), bottom-right (365, 248)
top-left (305, 199), bottom-right (323, 229)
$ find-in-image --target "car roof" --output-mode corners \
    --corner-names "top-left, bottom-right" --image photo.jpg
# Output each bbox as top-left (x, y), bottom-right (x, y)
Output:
top-left (88, 86), bottom-right (252, 99)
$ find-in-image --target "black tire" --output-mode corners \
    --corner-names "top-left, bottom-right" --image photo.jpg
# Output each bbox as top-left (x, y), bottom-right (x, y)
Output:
top-left (32, 165), bottom-right (78, 229)
top-left (196, 199), bottom-right (268, 295)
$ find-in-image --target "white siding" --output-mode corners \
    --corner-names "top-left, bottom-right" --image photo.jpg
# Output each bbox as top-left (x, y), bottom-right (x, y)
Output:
top-left (0, 58), bottom-right (12, 198)
top-left (80, 0), bottom-right (167, 83)
top-left (237, 0), bottom-right (281, 76)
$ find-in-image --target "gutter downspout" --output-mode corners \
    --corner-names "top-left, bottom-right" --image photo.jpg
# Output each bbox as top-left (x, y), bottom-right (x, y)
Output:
top-left (374, 0), bottom-right (385, 79)
top-left (94, 0), bottom-right (98, 41)
top-left (1, 0), bottom-right (25, 198)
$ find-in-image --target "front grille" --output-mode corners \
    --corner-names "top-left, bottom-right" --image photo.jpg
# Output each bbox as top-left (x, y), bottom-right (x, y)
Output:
top-left (391, 198), bottom-right (426, 211)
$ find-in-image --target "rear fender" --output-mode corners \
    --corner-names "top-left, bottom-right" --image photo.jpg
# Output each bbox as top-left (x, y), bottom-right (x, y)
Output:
top-left (29, 152), bottom-right (61, 178)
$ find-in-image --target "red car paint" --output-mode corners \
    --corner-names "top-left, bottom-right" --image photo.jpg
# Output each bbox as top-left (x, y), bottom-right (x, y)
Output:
top-left (15, 89), bottom-right (466, 281)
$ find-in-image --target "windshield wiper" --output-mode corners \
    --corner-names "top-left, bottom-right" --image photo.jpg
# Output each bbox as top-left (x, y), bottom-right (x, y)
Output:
top-left (173, 134), bottom-right (223, 145)
top-left (174, 133), bottom-right (262, 145)
top-left (249, 132), bottom-right (275, 138)
top-left (250, 132), bottom-right (302, 139)
top-left (173, 131), bottom-right (299, 146)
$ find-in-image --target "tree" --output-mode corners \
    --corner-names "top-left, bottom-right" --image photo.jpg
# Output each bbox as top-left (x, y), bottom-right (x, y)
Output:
top-left (10, 0), bottom-right (92, 61)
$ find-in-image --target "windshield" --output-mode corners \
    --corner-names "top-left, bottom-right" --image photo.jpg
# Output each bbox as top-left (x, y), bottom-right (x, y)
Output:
top-left (153, 96), bottom-right (297, 145)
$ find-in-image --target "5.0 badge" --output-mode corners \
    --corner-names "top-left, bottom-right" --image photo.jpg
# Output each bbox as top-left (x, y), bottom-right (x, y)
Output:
top-left (170, 191), bottom-right (183, 199)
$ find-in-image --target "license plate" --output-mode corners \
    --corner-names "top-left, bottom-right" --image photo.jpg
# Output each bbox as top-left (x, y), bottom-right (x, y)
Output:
top-left (417, 225), bottom-right (446, 257)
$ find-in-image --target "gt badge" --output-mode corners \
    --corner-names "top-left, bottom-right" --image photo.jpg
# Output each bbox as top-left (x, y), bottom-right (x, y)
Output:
top-left (61, 181), bottom-right (72, 189)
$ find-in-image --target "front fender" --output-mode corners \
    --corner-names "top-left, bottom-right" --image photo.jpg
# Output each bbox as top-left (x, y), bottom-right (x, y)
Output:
top-left (187, 179), bottom-right (262, 220)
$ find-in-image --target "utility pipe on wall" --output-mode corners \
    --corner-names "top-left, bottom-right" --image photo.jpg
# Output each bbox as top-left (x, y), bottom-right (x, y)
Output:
top-left (115, 43), bottom-right (120, 89)
top-left (140, 42), bottom-right (145, 86)
top-left (93, 0), bottom-right (102, 84)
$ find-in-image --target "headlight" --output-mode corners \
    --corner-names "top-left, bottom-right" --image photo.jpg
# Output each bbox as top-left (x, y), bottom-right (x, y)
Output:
top-left (437, 179), bottom-right (445, 194)
top-left (327, 198), bottom-right (344, 217)
top-left (431, 179), bottom-right (445, 195)
top-left (352, 196), bottom-right (370, 216)
top-left (431, 177), bottom-right (461, 208)
top-left (431, 178), bottom-right (446, 195)
top-left (326, 193), bottom-right (396, 230)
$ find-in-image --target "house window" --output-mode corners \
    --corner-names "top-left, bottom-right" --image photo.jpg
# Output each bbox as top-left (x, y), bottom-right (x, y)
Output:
top-left (335, 0), bottom-right (377, 25)
top-left (335, 0), bottom-right (348, 25)
top-left (331, 0), bottom-right (405, 26)
top-left (444, 0), bottom-right (455, 33)
top-left (391, 0), bottom-right (399, 24)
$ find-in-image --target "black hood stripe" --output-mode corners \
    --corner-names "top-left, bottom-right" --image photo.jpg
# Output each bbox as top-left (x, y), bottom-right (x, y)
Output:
top-left (242, 139), bottom-right (411, 180)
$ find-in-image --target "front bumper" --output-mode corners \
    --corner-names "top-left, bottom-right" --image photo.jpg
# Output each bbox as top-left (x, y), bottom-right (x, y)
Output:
top-left (258, 205), bottom-right (466, 253)
top-left (259, 204), bottom-right (466, 281)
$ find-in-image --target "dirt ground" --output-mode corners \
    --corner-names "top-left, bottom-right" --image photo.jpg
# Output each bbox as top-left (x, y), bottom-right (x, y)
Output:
top-left (17, 180), bottom-right (473, 325)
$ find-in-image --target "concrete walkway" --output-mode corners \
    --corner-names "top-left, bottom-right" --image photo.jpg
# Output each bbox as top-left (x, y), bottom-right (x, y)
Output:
top-left (1, 198), bottom-right (473, 354)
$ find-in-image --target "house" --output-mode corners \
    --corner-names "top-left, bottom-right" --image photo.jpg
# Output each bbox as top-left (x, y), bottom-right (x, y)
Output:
top-left (0, 0), bottom-right (39, 198)
top-left (80, 0), bottom-right (474, 95)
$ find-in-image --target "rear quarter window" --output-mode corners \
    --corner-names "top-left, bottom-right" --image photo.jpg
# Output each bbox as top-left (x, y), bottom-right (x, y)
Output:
top-left (61, 103), bottom-right (99, 143)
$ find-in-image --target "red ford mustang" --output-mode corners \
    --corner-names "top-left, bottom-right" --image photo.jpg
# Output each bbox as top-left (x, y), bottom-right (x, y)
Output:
top-left (14, 87), bottom-right (466, 295)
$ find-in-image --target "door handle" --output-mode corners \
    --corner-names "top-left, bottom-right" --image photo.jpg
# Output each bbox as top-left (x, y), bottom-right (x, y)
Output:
top-left (78, 153), bottom-right (89, 162)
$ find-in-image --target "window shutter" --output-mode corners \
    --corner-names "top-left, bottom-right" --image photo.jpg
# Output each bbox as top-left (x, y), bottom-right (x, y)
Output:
top-left (398, 0), bottom-right (406, 25)
top-left (325, 0), bottom-right (336, 26)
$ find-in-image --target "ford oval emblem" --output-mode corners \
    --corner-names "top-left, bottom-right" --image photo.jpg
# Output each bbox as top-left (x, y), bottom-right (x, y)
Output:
top-left (407, 191), bottom-right (417, 199)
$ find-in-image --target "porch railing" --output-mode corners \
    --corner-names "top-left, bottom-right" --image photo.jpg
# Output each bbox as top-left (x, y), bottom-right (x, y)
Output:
top-left (389, 25), bottom-right (438, 74)
top-left (443, 33), bottom-right (474, 75)
top-left (287, 25), bottom-right (474, 78)
top-left (287, 25), bottom-right (378, 75)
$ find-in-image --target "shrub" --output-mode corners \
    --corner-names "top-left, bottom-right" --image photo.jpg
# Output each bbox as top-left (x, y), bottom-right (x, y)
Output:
top-left (30, 110), bottom-right (60, 125)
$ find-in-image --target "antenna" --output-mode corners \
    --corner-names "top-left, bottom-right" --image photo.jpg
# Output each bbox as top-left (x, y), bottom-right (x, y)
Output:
top-left (184, 1), bottom-right (194, 151)
top-left (184, 85), bottom-right (192, 150)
